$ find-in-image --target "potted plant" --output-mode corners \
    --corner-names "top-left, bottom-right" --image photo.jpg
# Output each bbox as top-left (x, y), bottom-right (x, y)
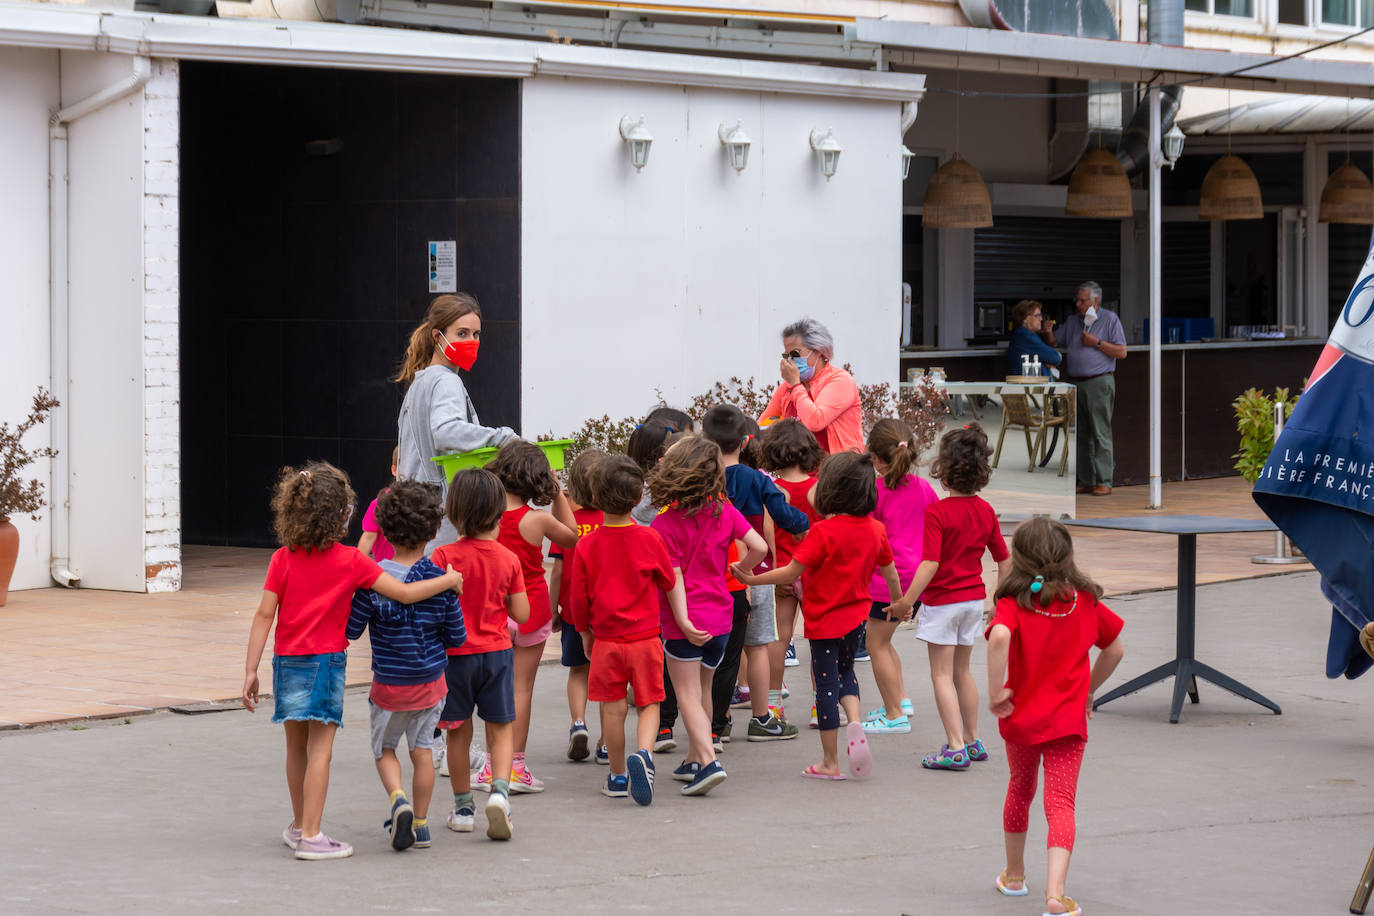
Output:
top-left (0, 388), bottom-right (59, 606)
top-left (1232, 386), bottom-right (1298, 484)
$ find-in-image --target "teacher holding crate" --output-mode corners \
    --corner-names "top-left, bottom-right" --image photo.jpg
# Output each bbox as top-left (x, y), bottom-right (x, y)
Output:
top-left (395, 293), bottom-right (517, 550)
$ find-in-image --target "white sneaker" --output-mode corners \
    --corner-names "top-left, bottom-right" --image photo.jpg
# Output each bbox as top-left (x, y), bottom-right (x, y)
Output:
top-left (485, 793), bottom-right (512, 841)
top-left (446, 806), bottom-right (475, 833)
top-left (433, 731), bottom-right (448, 776)
top-left (469, 744), bottom-right (486, 773)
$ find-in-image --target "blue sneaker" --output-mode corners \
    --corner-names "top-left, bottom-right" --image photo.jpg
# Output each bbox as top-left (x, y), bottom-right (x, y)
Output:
top-left (567, 721), bottom-right (591, 761)
top-left (681, 760), bottom-right (727, 796)
top-left (601, 773), bottom-right (629, 798)
top-left (671, 760), bottom-right (701, 782)
top-left (784, 640), bottom-right (799, 667)
top-left (595, 744), bottom-right (610, 765)
top-left (412, 824), bottom-right (432, 848)
top-left (626, 749), bottom-right (655, 806)
top-left (385, 794), bottom-right (415, 851)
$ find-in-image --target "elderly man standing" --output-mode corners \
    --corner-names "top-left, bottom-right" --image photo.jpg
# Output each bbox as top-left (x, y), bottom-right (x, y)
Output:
top-left (1048, 281), bottom-right (1128, 496)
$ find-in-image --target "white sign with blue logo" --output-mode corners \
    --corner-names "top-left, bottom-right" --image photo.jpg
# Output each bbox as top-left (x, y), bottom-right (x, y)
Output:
top-left (428, 240), bottom-right (457, 293)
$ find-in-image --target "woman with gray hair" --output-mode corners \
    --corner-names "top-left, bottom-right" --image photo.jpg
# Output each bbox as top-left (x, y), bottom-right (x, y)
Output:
top-left (759, 318), bottom-right (863, 453)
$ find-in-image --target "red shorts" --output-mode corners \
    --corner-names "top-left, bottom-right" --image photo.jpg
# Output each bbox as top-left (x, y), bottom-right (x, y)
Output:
top-left (588, 636), bottom-right (666, 705)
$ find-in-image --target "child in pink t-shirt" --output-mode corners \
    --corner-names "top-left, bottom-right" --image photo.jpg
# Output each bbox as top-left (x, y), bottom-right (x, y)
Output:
top-left (358, 446), bottom-right (398, 562)
top-left (985, 516), bottom-right (1124, 915)
top-left (649, 436), bottom-right (765, 796)
top-left (888, 424), bottom-right (1011, 771)
top-left (862, 418), bottom-right (939, 736)
top-left (241, 462), bottom-right (461, 860)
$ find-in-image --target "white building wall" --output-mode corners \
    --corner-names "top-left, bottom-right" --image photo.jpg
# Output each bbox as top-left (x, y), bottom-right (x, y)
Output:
top-left (520, 76), bottom-right (904, 436)
top-left (0, 47), bottom-right (59, 592)
top-left (143, 59), bottom-right (181, 593)
top-left (63, 51), bottom-right (147, 592)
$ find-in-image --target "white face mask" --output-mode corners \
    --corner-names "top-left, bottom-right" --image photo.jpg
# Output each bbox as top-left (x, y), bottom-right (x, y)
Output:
top-left (1083, 305), bottom-right (1099, 327)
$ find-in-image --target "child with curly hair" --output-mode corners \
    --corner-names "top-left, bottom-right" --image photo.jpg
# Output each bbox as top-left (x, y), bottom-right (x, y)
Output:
top-left (887, 424), bottom-right (1011, 771)
top-left (483, 440), bottom-right (579, 793)
top-left (242, 462), bottom-right (462, 860)
top-left (650, 436), bottom-right (766, 795)
top-left (986, 517), bottom-right (1124, 916)
top-left (347, 478), bottom-right (467, 852)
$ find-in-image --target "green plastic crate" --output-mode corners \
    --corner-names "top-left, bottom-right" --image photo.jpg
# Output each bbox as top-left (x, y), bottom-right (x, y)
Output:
top-left (431, 438), bottom-right (573, 483)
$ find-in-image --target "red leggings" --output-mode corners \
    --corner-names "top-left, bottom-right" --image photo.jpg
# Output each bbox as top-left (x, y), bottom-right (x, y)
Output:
top-left (1002, 736), bottom-right (1086, 851)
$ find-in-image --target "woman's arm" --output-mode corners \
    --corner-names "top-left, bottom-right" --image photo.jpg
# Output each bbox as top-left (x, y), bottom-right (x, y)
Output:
top-left (732, 558), bottom-right (805, 588)
top-left (1026, 331), bottom-right (1062, 366)
top-left (372, 567), bottom-right (463, 604)
top-left (759, 384), bottom-right (790, 424)
top-left (428, 375), bottom-right (516, 453)
top-left (242, 590), bottom-right (279, 712)
top-left (986, 623), bottom-right (1014, 717)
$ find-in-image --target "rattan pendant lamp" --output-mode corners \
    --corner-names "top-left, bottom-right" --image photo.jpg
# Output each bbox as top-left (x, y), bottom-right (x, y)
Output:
top-left (1199, 95), bottom-right (1262, 220)
top-left (923, 70), bottom-right (993, 229)
top-left (1318, 103), bottom-right (1373, 224)
top-left (1065, 147), bottom-right (1134, 218)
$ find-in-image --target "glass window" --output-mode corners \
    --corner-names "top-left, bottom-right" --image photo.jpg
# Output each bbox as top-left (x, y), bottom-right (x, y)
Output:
top-left (1323, 0), bottom-right (1356, 24)
top-left (1278, 0), bottom-right (1307, 23)
top-left (1185, 0), bottom-right (1208, 9)
top-left (1213, 0), bottom-right (1253, 14)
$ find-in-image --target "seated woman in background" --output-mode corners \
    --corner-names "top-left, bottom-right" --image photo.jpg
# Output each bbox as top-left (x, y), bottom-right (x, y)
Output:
top-left (1005, 300), bottom-right (1062, 378)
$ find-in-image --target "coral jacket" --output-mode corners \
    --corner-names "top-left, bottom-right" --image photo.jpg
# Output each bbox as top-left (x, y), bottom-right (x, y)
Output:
top-left (760, 362), bottom-right (863, 454)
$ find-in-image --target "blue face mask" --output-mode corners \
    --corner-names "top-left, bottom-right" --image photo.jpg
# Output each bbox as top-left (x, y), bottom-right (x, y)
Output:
top-left (792, 356), bottom-right (815, 382)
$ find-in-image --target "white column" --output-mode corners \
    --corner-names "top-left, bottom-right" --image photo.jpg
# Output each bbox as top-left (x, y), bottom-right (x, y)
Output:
top-left (1148, 86), bottom-right (1163, 509)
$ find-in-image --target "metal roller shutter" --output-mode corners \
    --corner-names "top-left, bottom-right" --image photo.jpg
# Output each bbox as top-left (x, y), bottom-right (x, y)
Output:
top-left (973, 216), bottom-right (1122, 308)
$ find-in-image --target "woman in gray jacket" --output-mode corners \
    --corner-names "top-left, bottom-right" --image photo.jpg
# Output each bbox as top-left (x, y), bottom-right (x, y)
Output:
top-left (395, 293), bottom-right (517, 550)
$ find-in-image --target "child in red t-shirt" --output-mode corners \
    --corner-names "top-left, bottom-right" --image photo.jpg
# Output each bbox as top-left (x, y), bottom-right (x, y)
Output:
top-left (429, 469), bottom-right (531, 841)
top-left (758, 418), bottom-right (825, 719)
top-left (484, 440), bottom-right (580, 795)
top-left (888, 424), bottom-right (1011, 772)
top-left (549, 448), bottom-right (608, 762)
top-left (985, 517), bottom-right (1124, 916)
top-left (735, 452), bottom-right (901, 781)
top-left (241, 462), bottom-right (462, 860)
top-left (570, 454), bottom-right (679, 805)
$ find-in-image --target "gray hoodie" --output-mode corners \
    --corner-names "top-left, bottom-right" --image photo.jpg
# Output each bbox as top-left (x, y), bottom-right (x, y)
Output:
top-left (397, 365), bottom-right (516, 549)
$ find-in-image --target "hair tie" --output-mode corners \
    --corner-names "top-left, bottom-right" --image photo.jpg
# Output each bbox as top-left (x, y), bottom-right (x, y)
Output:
top-left (299, 470), bottom-right (311, 479)
top-left (665, 426), bottom-right (675, 433)
top-left (897, 440), bottom-right (908, 448)
top-left (1030, 574), bottom-right (1045, 594)
top-left (635, 424), bottom-right (643, 430)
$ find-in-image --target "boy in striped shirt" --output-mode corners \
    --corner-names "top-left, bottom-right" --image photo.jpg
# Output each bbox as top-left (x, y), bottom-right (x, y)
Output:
top-left (348, 479), bottom-right (466, 851)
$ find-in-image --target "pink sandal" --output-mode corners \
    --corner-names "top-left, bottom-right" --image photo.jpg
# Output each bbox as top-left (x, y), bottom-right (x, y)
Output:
top-left (800, 764), bottom-right (847, 781)
top-left (845, 722), bottom-right (872, 779)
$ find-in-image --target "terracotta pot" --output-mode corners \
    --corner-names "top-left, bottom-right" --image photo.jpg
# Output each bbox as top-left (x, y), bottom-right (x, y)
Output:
top-left (0, 518), bottom-right (16, 607)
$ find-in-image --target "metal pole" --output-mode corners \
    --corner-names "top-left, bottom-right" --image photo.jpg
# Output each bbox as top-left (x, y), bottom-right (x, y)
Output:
top-left (1253, 403), bottom-right (1305, 564)
top-left (1148, 86), bottom-right (1163, 509)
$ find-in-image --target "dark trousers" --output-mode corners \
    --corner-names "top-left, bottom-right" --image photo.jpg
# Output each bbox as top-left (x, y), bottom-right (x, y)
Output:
top-left (810, 623), bottom-right (862, 731)
top-left (710, 590), bottom-right (751, 734)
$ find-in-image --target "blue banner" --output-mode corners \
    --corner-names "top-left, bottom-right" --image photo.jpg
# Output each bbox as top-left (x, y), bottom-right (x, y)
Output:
top-left (1253, 234), bottom-right (1374, 678)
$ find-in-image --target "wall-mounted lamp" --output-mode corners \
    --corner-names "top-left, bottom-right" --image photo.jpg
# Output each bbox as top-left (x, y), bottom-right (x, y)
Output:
top-left (1162, 124), bottom-right (1186, 170)
top-left (901, 145), bottom-right (915, 181)
top-left (809, 128), bottom-right (842, 181)
top-left (619, 115), bottom-right (653, 172)
top-left (719, 121), bottom-right (752, 174)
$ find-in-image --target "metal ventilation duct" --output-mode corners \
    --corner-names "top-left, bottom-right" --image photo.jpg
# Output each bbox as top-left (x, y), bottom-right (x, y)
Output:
top-left (956, 0), bottom-right (1118, 38)
top-left (1116, 0), bottom-right (1184, 176)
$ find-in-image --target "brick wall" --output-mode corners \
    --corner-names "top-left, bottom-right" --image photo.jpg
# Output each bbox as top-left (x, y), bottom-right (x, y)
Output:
top-left (143, 58), bottom-right (181, 593)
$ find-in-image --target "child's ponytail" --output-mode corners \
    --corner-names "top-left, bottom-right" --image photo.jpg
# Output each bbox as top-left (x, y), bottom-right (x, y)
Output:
top-left (393, 294), bottom-right (484, 387)
top-left (867, 418), bottom-right (916, 490)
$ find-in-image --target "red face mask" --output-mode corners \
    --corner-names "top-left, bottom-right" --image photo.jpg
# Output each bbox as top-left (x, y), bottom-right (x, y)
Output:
top-left (437, 335), bottom-right (480, 371)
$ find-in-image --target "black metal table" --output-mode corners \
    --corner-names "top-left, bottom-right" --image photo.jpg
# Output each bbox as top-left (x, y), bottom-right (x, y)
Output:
top-left (1065, 515), bottom-right (1283, 724)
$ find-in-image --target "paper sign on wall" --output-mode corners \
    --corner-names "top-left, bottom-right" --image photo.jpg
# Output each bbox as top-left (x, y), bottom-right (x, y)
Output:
top-left (428, 241), bottom-right (457, 293)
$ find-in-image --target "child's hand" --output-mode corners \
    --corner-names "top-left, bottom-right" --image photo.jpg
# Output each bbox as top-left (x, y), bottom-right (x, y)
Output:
top-left (1086, 693), bottom-right (1095, 720)
top-left (242, 672), bottom-right (260, 712)
top-left (989, 685), bottom-right (1014, 718)
top-left (581, 632), bottom-right (594, 658)
top-left (729, 564), bottom-right (755, 584)
top-left (680, 621), bottom-right (710, 646)
top-left (885, 599), bottom-right (913, 622)
top-left (444, 565), bottom-right (464, 595)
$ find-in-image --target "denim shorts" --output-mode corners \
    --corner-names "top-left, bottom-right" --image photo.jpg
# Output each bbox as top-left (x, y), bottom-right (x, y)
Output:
top-left (271, 651), bottom-right (347, 726)
top-left (663, 633), bottom-right (729, 669)
top-left (561, 622), bottom-right (591, 667)
top-left (440, 649), bottom-right (516, 724)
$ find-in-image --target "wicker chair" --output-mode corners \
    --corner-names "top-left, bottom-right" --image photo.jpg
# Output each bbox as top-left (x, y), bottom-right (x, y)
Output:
top-left (992, 392), bottom-right (1070, 475)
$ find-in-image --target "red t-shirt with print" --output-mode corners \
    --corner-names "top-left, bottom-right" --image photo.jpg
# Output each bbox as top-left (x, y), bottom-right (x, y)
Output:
top-left (789, 515), bottom-right (893, 639)
top-left (920, 495), bottom-right (1009, 605)
top-left (570, 523), bottom-right (675, 641)
top-left (430, 538), bottom-right (526, 655)
top-left (987, 590), bottom-right (1124, 745)
top-left (551, 506), bottom-right (605, 617)
top-left (264, 544), bottom-right (382, 656)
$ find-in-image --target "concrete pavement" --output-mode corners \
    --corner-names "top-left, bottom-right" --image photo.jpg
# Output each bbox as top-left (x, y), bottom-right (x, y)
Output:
top-left (2, 570), bottom-right (1370, 915)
